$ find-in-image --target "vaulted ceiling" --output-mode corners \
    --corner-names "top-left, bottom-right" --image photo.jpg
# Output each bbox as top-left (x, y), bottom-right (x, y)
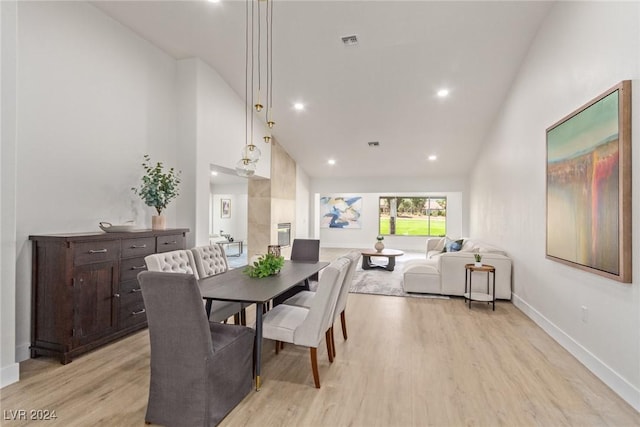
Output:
top-left (93, 0), bottom-right (553, 180)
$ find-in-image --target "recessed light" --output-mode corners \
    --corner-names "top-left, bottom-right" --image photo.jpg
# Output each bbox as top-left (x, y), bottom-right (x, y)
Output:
top-left (428, 155), bottom-right (437, 161)
top-left (437, 89), bottom-right (449, 98)
top-left (211, 171), bottom-right (218, 176)
top-left (328, 159), bottom-right (336, 165)
top-left (293, 102), bottom-right (305, 111)
top-left (207, 0), bottom-right (221, 3)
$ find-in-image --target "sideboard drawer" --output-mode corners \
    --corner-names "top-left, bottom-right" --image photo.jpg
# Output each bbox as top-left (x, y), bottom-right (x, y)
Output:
top-left (120, 278), bottom-right (143, 295)
top-left (120, 257), bottom-right (148, 282)
top-left (156, 234), bottom-right (186, 253)
top-left (74, 240), bottom-right (120, 265)
top-left (119, 291), bottom-right (146, 330)
top-left (121, 237), bottom-right (155, 259)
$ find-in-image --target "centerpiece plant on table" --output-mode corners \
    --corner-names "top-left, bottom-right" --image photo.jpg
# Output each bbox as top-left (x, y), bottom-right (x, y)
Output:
top-left (244, 253), bottom-right (285, 278)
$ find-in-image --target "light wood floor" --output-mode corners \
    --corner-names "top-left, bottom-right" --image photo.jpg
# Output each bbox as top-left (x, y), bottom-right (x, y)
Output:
top-left (2, 260), bottom-right (639, 426)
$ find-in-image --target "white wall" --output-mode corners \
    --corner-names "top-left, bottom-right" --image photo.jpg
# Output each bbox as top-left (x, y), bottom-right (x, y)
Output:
top-left (11, 1), bottom-right (178, 364)
top-left (469, 1), bottom-right (640, 410)
top-left (1, 0), bottom-right (20, 388)
top-left (311, 176), bottom-right (468, 251)
top-left (210, 183), bottom-right (248, 241)
top-left (295, 165), bottom-right (310, 238)
top-left (177, 58), bottom-right (271, 248)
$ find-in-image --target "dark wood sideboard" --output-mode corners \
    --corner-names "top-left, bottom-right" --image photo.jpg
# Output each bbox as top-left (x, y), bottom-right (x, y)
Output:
top-left (29, 228), bottom-right (189, 364)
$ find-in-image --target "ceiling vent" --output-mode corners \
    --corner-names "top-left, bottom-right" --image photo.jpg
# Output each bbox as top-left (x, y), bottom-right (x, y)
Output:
top-left (368, 141), bottom-right (380, 147)
top-left (341, 35), bottom-right (359, 46)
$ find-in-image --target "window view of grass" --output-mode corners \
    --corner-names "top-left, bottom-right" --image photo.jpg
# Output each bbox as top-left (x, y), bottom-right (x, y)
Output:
top-left (379, 197), bottom-right (446, 237)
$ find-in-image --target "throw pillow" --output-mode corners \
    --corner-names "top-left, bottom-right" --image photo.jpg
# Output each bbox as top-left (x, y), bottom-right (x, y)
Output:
top-left (445, 238), bottom-right (464, 252)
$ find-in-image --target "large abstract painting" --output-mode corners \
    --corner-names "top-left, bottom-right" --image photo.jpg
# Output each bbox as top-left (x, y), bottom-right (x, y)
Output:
top-left (546, 81), bottom-right (631, 283)
top-left (320, 196), bottom-right (362, 228)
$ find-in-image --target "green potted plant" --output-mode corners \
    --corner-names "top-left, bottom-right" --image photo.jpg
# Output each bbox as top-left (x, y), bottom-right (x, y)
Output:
top-left (474, 253), bottom-right (482, 267)
top-left (375, 235), bottom-right (385, 252)
top-left (131, 154), bottom-right (181, 230)
top-left (244, 253), bottom-right (285, 278)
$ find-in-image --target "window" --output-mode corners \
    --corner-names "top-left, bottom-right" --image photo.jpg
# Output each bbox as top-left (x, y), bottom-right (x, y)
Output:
top-left (379, 196), bottom-right (446, 237)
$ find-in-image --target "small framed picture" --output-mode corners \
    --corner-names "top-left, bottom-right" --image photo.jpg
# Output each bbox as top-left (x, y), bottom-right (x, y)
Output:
top-left (221, 199), bottom-right (231, 218)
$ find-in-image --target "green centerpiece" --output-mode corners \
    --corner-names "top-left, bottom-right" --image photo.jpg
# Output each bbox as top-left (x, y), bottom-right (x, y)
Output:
top-left (244, 253), bottom-right (285, 278)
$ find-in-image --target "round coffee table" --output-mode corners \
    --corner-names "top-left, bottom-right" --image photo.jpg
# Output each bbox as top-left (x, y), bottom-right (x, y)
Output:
top-left (360, 249), bottom-right (404, 271)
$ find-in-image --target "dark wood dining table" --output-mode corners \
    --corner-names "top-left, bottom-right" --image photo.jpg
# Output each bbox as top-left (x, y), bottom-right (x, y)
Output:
top-left (198, 260), bottom-right (329, 390)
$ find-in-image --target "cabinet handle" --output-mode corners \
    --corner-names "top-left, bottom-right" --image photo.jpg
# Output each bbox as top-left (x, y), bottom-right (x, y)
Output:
top-left (88, 249), bottom-right (108, 254)
top-left (130, 244), bottom-right (147, 249)
top-left (131, 265), bottom-right (146, 270)
top-left (131, 288), bottom-right (142, 293)
top-left (132, 309), bottom-right (146, 315)
top-left (113, 293), bottom-right (120, 298)
top-left (163, 241), bottom-right (178, 245)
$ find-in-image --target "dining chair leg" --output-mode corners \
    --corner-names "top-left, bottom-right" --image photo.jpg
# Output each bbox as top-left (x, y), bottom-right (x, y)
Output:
top-left (330, 326), bottom-right (336, 358)
top-left (310, 347), bottom-right (320, 388)
top-left (340, 310), bottom-right (348, 340)
top-left (240, 308), bottom-right (247, 326)
top-left (325, 330), bottom-right (334, 363)
top-left (275, 340), bottom-right (280, 355)
top-left (233, 313), bottom-right (240, 325)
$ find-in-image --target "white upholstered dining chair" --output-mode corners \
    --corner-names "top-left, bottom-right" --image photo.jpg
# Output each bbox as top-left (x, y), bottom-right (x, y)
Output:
top-left (283, 250), bottom-right (360, 357)
top-left (261, 257), bottom-right (350, 388)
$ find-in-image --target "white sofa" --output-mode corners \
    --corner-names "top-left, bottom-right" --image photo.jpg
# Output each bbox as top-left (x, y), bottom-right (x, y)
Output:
top-left (403, 238), bottom-right (512, 300)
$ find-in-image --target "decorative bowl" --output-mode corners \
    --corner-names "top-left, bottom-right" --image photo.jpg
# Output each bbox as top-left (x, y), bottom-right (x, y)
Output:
top-left (99, 221), bottom-right (136, 233)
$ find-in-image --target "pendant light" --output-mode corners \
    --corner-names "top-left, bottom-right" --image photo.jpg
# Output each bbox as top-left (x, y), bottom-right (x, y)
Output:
top-left (254, 0), bottom-right (263, 113)
top-left (236, 0), bottom-right (259, 177)
top-left (265, 0), bottom-right (275, 132)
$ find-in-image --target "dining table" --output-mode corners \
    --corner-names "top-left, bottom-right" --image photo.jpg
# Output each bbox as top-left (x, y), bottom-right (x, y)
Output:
top-left (198, 260), bottom-right (329, 390)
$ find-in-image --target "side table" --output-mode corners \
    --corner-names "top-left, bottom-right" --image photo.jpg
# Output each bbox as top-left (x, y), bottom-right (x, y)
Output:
top-left (464, 263), bottom-right (496, 311)
top-left (222, 240), bottom-right (244, 257)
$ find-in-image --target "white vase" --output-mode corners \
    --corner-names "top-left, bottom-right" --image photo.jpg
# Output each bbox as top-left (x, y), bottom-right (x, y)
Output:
top-left (374, 241), bottom-right (384, 252)
top-left (152, 215), bottom-right (166, 230)
top-left (474, 261), bottom-right (482, 267)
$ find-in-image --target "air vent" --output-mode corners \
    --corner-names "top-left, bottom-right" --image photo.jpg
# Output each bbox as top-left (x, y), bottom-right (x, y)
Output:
top-left (341, 34), bottom-right (359, 46)
top-left (368, 141), bottom-right (380, 147)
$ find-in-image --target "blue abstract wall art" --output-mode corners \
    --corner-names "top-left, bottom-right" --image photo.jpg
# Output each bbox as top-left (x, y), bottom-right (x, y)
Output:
top-left (320, 196), bottom-right (362, 229)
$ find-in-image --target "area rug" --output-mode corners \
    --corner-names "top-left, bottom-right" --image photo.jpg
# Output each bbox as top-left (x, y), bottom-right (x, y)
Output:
top-left (349, 251), bottom-right (449, 299)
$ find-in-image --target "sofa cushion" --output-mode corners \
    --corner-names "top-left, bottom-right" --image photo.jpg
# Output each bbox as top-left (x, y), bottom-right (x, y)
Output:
top-left (460, 240), bottom-right (477, 252)
top-left (432, 237), bottom-right (446, 252)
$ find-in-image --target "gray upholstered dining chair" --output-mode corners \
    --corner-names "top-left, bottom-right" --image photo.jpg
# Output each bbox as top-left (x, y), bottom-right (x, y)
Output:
top-left (283, 251), bottom-right (360, 357)
top-left (261, 257), bottom-right (350, 388)
top-left (144, 249), bottom-right (242, 324)
top-left (272, 238), bottom-right (320, 306)
top-left (191, 244), bottom-right (246, 325)
top-left (138, 271), bottom-right (254, 427)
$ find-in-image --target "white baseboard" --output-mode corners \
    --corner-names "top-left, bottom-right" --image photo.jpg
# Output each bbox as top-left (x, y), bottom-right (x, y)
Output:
top-left (16, 342), bottom-right (30, 363)
top-left (1, 363), bottom-right (19, 388)
top-left (512, 293), bottom-right (640, 412)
